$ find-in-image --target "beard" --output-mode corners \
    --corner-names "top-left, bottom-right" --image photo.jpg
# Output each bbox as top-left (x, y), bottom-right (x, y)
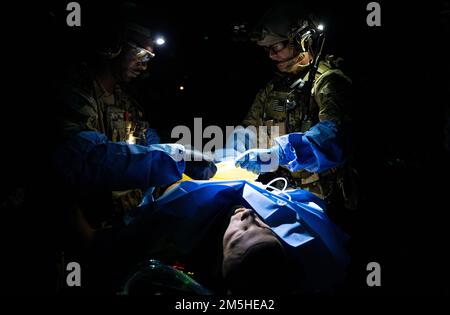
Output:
top-left (276, 52), bottom-right (309, 73)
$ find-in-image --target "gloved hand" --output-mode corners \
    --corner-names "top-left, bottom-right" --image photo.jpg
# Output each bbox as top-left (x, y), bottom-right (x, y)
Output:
top-left (183, 148), bottom-right (217, 180)
top-left (144, 128), bottom-right (161, 145)
top-left (234, 145), bottom-right (281, 174)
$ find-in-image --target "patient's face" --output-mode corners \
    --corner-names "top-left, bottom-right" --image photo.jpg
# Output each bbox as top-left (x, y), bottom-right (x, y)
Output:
top-left (222, 208), bottom-right (280, 262)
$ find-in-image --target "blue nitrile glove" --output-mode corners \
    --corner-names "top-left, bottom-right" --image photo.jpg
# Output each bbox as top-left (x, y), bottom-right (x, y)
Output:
top-left (144, 128), bottom-right (160, 145)
top-left (274, 120), bottom-right (345, 173)
top-left (234, 145), bottom-right (282, 174)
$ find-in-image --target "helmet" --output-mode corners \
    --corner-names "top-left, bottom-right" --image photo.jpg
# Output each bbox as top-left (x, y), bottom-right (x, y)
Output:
top-left (126, 22), bottom-right (157, 57)
top-left (94, 22), bottom-right (158, 60)
top-left (92, 2), bottom-right (162, 60)
top-left (251, 4), bottom-right (319, 53)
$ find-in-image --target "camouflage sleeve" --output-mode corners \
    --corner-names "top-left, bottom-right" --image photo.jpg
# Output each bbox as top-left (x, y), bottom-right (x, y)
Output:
top-left (58, 85), bottom-right (101, 139)
top-left (242, 84), bottom-right (270, 127)
top-left (313, 70), bottom-right (352, 123)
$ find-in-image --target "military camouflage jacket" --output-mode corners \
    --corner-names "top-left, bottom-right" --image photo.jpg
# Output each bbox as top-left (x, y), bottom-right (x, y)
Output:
top-left (58, 63), bottom-right (146, 143)
top-left (55, 63), bottom-right (151, 225)
top-left (243, 56), bottom-right (352, 134)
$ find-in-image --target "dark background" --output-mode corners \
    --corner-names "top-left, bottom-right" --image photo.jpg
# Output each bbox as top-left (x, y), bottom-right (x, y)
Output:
top-left (43, 0), bottom-right (361, 135)
top-left (1, 0), bottom-right (449, 296)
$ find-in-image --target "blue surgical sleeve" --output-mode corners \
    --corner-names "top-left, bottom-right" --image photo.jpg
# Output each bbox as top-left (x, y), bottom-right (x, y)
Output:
top-left (275, 120), bottom-right (346, 173)
top-left (51, 131), bottom-right (185, 192)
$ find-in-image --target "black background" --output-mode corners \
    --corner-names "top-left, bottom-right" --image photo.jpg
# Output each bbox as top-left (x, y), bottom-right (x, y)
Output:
top-left (1, 0), bottom-right (449, 297)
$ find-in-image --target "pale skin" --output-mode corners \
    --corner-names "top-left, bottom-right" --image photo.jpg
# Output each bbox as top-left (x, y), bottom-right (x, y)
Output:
top-left (222, 207), bottom-right (281, 262)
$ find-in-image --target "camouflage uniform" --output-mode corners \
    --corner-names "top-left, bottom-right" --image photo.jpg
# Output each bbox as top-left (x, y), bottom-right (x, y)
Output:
top-left (243, 56), bottom-right (354, 205)
top-left (57, 63), bottom-right (150, 226)
top-left (59, 63), bottom-right (148, 144)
